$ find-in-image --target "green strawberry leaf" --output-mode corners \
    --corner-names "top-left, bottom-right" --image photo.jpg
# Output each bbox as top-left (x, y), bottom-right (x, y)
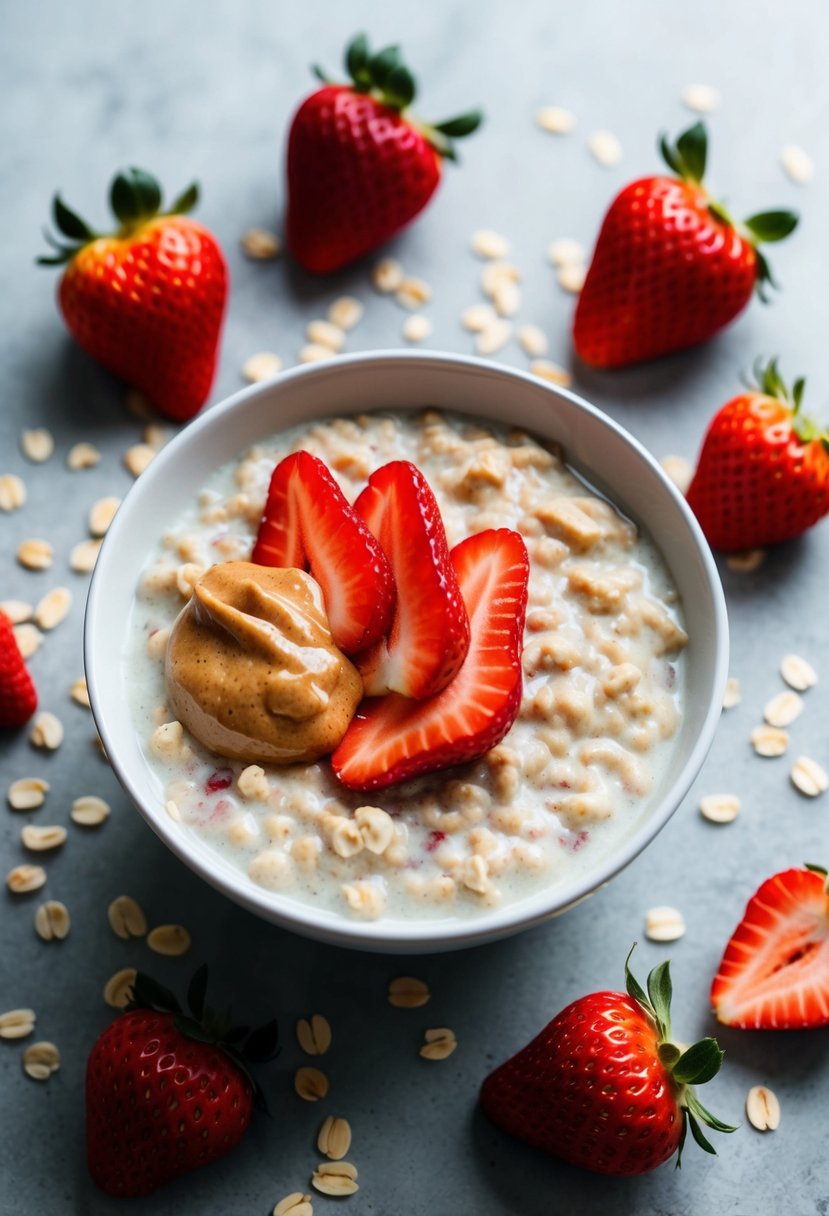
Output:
top-left (369, 44), bottom-right (403, 88)
top-left (384, 64), bottom-right (416, 110)
top-left (792, 377), bottom-right (806, 410)
top-left (244, 1018), bottom-right (281, 1062)
top-left (744, 209), bottom-right (799, 243)
top-left (173, 1013), bottom-right (217, 1044)
top-left (805, 862), bottom-right (828, 877)
top-left (659, 134), bottom-right (684, 177)
top-left (110, 168), bottom-right (162, 225)
top-left (686, 1109), bottom-right (718, 1155)
top-left (685, 1090), bottom-right (739, 1134)
top-left (675, 121), bottom-right (707, 183)
top-left (52, 194), bottom-right (97, 241)
top-left (345, 31), bottom-right (371, 83)
top-left (131, 972), bottom-right (181, 1014)
top-left (433, 110), bottom-right (484, 138)
top-left (167, 181), bottom-right (199, 216)
top-left (624, 943), bottom-right (651, 1012)
top-left (673, 1038), bottom-right (725, 1086)
top-left (646, 960), bottom-right (673, 1040)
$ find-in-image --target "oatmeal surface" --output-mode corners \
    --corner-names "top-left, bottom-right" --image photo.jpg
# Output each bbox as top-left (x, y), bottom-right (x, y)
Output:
top-left (128, 409), bottom-right (687, 922)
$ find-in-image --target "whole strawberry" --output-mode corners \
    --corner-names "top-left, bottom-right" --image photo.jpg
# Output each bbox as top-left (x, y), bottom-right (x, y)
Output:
top-left (480, 952), bottom-right (735, 1175)
top-left (86, 968), bottom-right (277, 1197)
top-left (286, 33), bottom-right (482, 273)
top-left (686, 359), bottom-right (829, 551)
top-left (40, 168), bottom-right (228, 421)
top-left (573, 122), bottom-right (798, 368)
top-left (0, 611), bottom-right (37, 728)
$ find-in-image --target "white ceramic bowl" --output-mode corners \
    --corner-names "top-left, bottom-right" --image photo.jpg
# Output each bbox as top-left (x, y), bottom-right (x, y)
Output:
top-left (85, 350), bottom-right (728, 953)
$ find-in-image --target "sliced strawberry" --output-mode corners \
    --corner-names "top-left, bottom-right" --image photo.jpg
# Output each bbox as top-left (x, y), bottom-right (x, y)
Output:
top-left (353, 460), bottom-right (470, 699)
top-left (251, 451), bottom-right (394, 655)
top-left (711, 865), bottom-right (829, 1029)
top-left (0, 611), bottom-right (37, 728)
top-left (332, 529), bottom-right (529, 790)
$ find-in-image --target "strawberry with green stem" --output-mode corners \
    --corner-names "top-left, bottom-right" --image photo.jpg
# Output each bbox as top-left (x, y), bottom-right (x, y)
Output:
top-left (686, 358), bottom-right (829, 551)
top-left (39, 167), bottom-right (228, 421)
top-left (286, 32), bottom-right (483, 274)
top-left (573, 122), bottom-right (799, 368)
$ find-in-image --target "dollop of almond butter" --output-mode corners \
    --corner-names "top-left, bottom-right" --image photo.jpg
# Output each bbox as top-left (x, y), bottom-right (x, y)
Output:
top-left (165, 562), bottom-right (362, 764)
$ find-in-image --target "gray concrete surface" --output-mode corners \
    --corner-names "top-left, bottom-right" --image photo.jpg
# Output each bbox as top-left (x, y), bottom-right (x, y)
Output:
top-left (2, 1), bottom-right (828, 1212)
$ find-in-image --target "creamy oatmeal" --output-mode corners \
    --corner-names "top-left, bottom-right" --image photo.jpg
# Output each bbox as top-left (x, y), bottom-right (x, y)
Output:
top-left (127, 409), bottom-right (687, 922)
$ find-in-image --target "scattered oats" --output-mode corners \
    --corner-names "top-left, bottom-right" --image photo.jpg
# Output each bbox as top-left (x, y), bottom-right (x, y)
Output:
top-left (70, 538), bottom-right (102, 574)
top-left (34, 587), bottom-right (72, 631)
top-left (492, 279), bottom-right (522, 318)
top-left (296, 1015), bottom-right (332, 1056)
top-left (354, 805), bottom-right (394, 854)
top-left (299, 343), bottom-right (335, 364)
top-left (21, 428), bottom-right (54, 463)
top-left (746, 1085), bottom-right (781, 1132)
top-left (588, 130), bottom-right (623, 167)
top-left (8, 777), bottom-right (49, 811)
top-left (311, 1162), bottom-right (358, 1198)
top-left (147, 924), bottom-right (191, 956)
top-left (23, 1040), bottom-right (60, 1081)
top-left (13, 623), bottom-right (43, 659)
top-left (476, 319), bottom-right (513, 356)
top-left (660, 455), bottom-right (693, 496)
top-left (30, 711), bottom-right (64, 751)
top-left (241, 227), bottom-right (282, 259)
top-left (371, 257), bottom-right (404, 294)
top-left (70, 795), bottom-right (110, 827)
top-left (0, 474), bottom-right (26, 512)
top-left (1, 599), bottom-right (33, 624)
top-left (419, 1027), bottom-right (458, 1061)
top-left (764, 690), bottom-right (803, 728)
top-left (751, 724), bottom-right (789, 757)
top-left (547, 237), bottom-right (586, 267)
top-left (104, 967), bottom-right (137, 1009)
top-left (644, 905), bottom-right (686, 942)
top-left (395, 276), bottom-right (432, 310)
top-left (781, 144), bottom-right (814, 185)
top-left (557, 263), bottom-right (587, 294)
top-left (89, 496), bottom-right (121, 537)
top-left (17, 539), bottom-right (53, 571)
top-left (529, 359), bottom-right (572, 387)
top-left (388, 976), bottom-right (431, 1008)
top-left (481, 261), bottom-right (521, 297)
top-left (471, 229), bottom-right (511, 259)
top-left (518, 325), bottom-right (549, 357)
top-left (317, 1115), bottom-right (352, 1161)
top-left (295, 1066), bottom-right (329, 1102)
top-left (0, 1009), bottom-right (36, 1039)
top-left (144, 424), bottom-right (171, 451)
top-left (536, 105), bottom-right (576, 134)
top-left (328, 296), bottom-right (364, 331)
top-left (727, 549), bottom-right (766, 573)
top-left (681, 83), bottom-right (721, 114)
top-left (166, 798), bottom-right (182, 822)
top-left (124, 443), bottom-right (156, 478)
top-left (34, 900), bottom-right (70, 941)
top-left (790, 756), bottom-right (828, 798)
top-left (108, 895), bottom-right (148, 940)
top-left (126, 389), bottom-right (152, 419)
top-left (21, 824), bottom-right (67, 851)
top-left (7, 864), bottom-right (47, 895)
top-left (66, 442), bottom-right (101, 470)
top-left (237, 764), bottom-right (270, 801)
top-left (723, 677), bottom-right (741, 710)
top-left (306, 319), bottom-right (346, 352)
top-left (402, 314), bottom-right (432, 343)
top-left (273, 1194), bottom-right (313, 1216)
top-left (460, 303), bottom-right (498, 332)
top-left (780, 654), bottom-right (817, 692)
top-left (70, 677), bottom-right (90, 708)
top-left (700, 793), bottom-right (741, 824)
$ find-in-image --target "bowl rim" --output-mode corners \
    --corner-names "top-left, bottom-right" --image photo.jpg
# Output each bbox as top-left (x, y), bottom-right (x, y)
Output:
top-left (85, 349), bottom-right (729, 952)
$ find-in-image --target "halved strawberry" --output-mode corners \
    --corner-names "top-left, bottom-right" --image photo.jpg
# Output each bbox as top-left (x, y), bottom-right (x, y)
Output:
top-left (711, 865), bottom-right (829, 1029)
top-left (251, 451), bottom-right (394, 654)
top-left (0, 611), bottom-right (38, 728)
top-left (332, 528), bottom-right (529, 790)
top-left (353, 460), bottom-right (470, 699)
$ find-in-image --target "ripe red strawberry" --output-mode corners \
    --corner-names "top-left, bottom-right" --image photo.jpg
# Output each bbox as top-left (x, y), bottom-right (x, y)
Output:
top-left (686, 359), bottom-right (829, 551)
top-left (286, 33), bottom-right (482, 273)
top-left (711, 864), bottom-right (829, 1029)
top-left (0, 611), bottom-right (37, 728)
top-left (39, 168), bottom-right (228, 421)
top-left (251, 450), bottom-right (395, 654)
top-left (573, 123), bottom-right (798, 368)
top-left (332, 528), bottom-right (528, 789)
top-left (353, 460), bottom-right (470, 698)
top-left (481, 952), bottom-right (735, 1176)
top-left (86, 968), bottom-right (277, 1197)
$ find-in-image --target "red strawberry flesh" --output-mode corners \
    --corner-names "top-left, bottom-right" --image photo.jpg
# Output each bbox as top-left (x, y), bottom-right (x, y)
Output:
top-left (332, 528), bottom-right (528, 790)
top-left (0, 611), bottom-right (38, 728)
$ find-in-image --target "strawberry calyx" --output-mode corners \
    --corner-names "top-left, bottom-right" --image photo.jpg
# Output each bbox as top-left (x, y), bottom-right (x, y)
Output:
top-left (747, 357), bottom-right (829, 448)
top-left (624, 947), bottom-right (736, 1166)
top-left (312, 32), bottom-right (483, 161)
top-left (658, 122), bottom-right (798, 300)
top-left (38, 168), bottom-right (200, 266)
top-left (125, 966), bottom-right (278, 1109)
